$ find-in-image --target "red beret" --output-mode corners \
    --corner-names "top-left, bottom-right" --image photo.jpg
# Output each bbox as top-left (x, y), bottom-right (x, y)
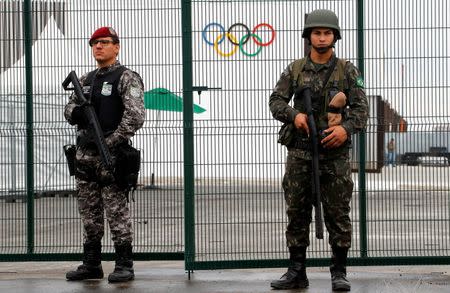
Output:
top-left (89, 27), bottom-right (119, 46)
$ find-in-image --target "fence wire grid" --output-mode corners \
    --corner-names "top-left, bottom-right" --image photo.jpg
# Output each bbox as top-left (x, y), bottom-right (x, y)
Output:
top-left (0, 0), bottom-right (449, 270)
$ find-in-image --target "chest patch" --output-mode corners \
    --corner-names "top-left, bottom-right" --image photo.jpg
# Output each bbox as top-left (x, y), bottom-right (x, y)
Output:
top-left (356, 76), bottom-right (365, 88)
top-left (101, 82), bottom-right (113, 96)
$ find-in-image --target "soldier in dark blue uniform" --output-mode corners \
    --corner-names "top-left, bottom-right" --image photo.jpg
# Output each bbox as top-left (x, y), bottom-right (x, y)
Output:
top-left (269, 10), bottom-right (368, 291)
top-left (64, 27), bottom-right (145, 283)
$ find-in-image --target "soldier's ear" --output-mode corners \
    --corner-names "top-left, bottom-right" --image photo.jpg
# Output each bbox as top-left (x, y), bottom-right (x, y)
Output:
top-left (114, 43), bottom-right (120, 55)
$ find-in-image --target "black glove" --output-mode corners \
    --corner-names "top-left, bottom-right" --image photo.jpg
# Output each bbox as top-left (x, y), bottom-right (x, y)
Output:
top-left (70, 106), bottom-right (88, 127)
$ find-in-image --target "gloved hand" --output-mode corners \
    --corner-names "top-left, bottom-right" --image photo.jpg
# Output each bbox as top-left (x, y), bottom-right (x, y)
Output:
top-left (327, 92), bottom-right (347, 127)
top-left (70, 105), bottom-right (88, 127)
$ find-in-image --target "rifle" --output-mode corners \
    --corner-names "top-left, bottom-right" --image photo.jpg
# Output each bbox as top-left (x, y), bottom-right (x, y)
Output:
top-left (62, 71), bottom-right (114, 171)
top-left (295, 86), bottom-right (324, 239)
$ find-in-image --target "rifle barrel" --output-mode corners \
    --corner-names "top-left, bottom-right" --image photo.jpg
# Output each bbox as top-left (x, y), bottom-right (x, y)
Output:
top-left (300, 86), bottom-right (324, 240)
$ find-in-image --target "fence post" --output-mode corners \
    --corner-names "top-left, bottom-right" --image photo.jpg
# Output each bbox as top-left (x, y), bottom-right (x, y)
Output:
top-left (357, 0), bottom-right (367, 259)
top-left (181, 0), bottom-right (195, 271)
top-left (23, 0), bottom-right (34, 254)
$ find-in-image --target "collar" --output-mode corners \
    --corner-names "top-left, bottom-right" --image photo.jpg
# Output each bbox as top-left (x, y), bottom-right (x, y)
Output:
top-left (303, 53), bottom-right (336, 72)
top-left (97, 60), bottom-right (122, 75)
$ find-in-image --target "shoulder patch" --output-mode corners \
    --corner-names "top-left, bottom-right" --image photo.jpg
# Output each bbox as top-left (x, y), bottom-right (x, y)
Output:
top-left (355, 76), bottom-right (365, 88)
top-left (130, 86), bottom-right (142, 98)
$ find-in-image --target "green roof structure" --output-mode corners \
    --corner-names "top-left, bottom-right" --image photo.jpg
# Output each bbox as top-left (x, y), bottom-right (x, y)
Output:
top-left (144, 88), bottom-right (206, 113)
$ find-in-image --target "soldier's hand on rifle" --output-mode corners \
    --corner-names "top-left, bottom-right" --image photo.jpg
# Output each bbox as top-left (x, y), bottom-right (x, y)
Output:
top-left (321, 125), bottom-right (348, 148)
top-left (99, 166), bottom-right (116, 183)
top-left (294, 113), bottom-right (310, 136)
top-left (70, 105), bottom-right (88, 127)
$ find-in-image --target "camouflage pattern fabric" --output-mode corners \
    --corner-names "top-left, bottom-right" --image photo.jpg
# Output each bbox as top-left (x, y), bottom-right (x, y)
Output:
top-left (269, 54), bottom-right (368, 249)
top-left (269, 54), bottom-right (368, 138)
top-left (64, 61), bottom-right (146, 148)
top-left (64, 61), bottom-right (145, 245)
top-left (74, 147), bottom-right (133, 244)
top-left (283, 150), bottom-right (353, 248)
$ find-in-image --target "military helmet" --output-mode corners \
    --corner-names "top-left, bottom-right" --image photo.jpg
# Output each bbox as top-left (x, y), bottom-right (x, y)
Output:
top-left (302, 9), bottom-right (341, 40)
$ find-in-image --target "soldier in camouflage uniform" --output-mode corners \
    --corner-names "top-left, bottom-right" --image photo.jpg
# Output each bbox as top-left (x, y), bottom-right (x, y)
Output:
top-left (64, 27), bottom-right (145, 283)
top-left (269, 10), bottom-right (368, 291)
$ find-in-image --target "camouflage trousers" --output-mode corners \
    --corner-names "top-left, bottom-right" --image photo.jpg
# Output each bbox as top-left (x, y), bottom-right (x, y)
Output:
top-left (282, 149), bottom-right (353, 249)
top-left (75, 147), bottom-right (133, 245)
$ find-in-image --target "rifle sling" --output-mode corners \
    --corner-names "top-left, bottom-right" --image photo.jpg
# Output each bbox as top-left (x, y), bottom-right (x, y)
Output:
top-left (322, 56), bottom-right (338, 94)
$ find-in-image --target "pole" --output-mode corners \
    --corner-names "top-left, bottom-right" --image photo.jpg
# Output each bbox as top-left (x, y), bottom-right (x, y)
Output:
top-left (24, 0), bottom-right (34, 254)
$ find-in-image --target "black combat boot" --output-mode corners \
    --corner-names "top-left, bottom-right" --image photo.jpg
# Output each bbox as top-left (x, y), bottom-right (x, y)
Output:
top-left (270, 246), bottom-right (309, 290)
top-left (330, 245), bottom-right (351, 291)
top-left (108, 242), bottom-right (135, 283)
top-left (66, 241), bottom-right (103, 281)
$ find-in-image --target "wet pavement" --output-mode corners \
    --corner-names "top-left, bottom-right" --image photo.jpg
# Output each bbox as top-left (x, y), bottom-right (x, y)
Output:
top-left (0, 261), bottom-right (449, 293)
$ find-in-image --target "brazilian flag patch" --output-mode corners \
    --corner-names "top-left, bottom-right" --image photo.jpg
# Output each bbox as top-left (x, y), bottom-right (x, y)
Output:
top-left (356, 76), bottom-right (365, 88)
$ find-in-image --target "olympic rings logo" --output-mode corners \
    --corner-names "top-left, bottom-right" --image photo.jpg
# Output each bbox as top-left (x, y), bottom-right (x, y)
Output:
top-left (202, 22), bottom-right (276, 57)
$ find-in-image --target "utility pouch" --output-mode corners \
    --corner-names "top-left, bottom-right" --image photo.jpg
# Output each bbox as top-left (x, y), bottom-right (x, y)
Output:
top-left (114, 143), bottom-right (141, 194)
top-left (63, 144), bottom-right (76, 176)
top-left (277, 123), bottom-right (295, 146)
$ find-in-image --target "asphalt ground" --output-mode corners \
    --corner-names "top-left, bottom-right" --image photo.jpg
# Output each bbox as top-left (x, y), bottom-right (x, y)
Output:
top-left (0, 261), bottom-right (450, 293)
top-left (2, 165), bottom-right (449, 258)
top-left (1, 166), bottom-right (449, 292)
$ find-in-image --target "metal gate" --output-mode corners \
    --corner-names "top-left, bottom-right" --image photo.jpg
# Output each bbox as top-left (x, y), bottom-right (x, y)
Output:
top-left (0, 0), bottom-right (185, 261)
top-left (182, 0), bottom-right (450, 270)
top-left (1, 0), bottom-right (449, 269)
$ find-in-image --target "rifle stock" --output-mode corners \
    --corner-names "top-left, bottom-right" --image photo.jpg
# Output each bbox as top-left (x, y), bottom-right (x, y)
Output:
top-left (296, 86), bottom-right (324, 239)
top-left (62, 71), bottom-right (114, 171)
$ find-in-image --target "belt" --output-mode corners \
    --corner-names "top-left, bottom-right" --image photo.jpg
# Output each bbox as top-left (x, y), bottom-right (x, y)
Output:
top-left (288, 135), bottom-right (347, 153)
top-left (288, 136), bottom-right (312, 150)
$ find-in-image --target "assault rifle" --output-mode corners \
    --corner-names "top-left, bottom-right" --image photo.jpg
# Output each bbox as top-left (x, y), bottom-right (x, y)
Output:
top-left (295, 86), bottom-right (324, 239)
top-left (62, 71), bottom-right (114, 171)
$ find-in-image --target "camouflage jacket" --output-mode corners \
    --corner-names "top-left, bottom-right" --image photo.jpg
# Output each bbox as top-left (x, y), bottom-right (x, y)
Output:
top-left (269, 53), bottom-right (368, 137)
top-left (64, 61), bottom-right (146, 148)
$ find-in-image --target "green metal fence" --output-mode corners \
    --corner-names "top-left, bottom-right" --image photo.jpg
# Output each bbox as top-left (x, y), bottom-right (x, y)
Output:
top-left (1, 0), bottom-right (449, 271)
top-left (0, 0), bottom-right (185, 261)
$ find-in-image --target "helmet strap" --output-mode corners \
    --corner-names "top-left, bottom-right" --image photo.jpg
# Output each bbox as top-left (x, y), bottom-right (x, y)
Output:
top-left (313, 45), bottom-right (333, 54)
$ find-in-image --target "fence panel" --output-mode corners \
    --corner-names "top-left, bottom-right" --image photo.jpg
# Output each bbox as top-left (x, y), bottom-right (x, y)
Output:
top-left (0, 0), bottom-right (184, 260)
top-left (363, 0), bottom-right (450, 259)
top-left (185, 0), bottom-right (450, 270)
top-left (187, 0), bottom-right (362, 269)
top-left (0, 0), bottom-right (449, 268)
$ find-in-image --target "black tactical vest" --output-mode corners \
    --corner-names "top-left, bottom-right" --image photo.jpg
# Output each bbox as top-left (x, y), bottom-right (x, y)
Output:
top-left (83, 66), bottom-right (127, 134)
